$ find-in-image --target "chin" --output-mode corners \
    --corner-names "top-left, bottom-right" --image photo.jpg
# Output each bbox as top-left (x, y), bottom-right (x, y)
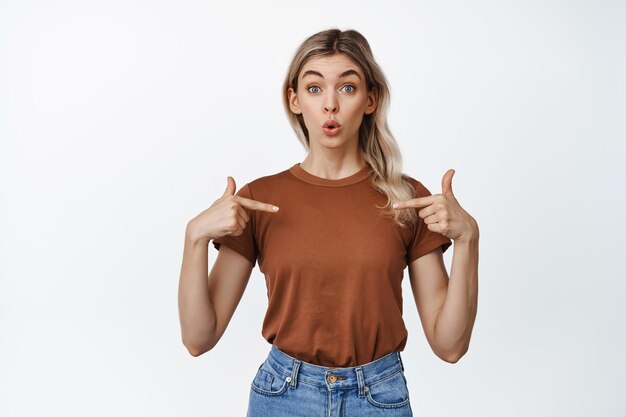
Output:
top-left (316, 137), bottom-right (347, 148)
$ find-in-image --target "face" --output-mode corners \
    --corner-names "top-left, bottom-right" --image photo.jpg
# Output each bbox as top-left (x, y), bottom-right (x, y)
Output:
top-left (287, 53), bottom-right (377, 150)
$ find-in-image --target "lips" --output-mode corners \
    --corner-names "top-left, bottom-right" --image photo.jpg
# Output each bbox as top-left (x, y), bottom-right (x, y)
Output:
top-left (323, 119), bottom-right (341, 129)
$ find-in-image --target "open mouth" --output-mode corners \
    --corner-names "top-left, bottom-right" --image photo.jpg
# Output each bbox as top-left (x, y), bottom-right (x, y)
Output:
top-left (323, 120), bottom-right (341, 129)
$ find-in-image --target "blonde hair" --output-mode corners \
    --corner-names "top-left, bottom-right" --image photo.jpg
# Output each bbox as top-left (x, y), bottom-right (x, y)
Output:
top-left (281, 28), bottom-right (419, 228)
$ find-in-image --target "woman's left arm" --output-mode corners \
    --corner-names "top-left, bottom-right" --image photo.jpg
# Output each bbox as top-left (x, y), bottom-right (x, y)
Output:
top-left (394, 169), bottom-right (479, 363)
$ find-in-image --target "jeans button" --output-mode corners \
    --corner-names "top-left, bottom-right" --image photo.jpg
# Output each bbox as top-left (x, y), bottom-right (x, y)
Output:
top-left (328, 374), bottom-right (337, 383)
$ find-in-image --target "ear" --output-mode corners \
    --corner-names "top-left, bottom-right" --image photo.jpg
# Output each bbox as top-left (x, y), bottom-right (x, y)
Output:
top-left (287, 87), bottom-right (302, 114)
top-left (364, 86), bottom-right (378, 115)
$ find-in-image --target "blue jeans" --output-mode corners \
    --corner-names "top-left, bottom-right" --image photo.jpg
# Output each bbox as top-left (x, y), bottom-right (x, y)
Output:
top-left (247, 344), bottom-right (413, 416)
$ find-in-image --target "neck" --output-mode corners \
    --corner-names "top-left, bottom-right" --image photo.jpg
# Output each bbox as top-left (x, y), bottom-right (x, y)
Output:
top-left (299, 154), bottom-right (367, 180)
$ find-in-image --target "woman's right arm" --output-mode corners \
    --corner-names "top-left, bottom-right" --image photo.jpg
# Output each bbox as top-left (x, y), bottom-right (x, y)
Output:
top-left (178, 225), bottom-right (254, 356)
top-left (177, 176), bottom-right (279, 356)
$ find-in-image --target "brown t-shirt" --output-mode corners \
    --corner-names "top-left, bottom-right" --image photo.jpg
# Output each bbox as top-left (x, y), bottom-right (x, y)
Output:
top-left (212, 162), bottom-right (452, 367)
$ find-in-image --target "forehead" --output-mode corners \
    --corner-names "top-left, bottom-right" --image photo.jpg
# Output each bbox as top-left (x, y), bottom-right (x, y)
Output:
top-left (299, 53), bottom-right (364, 79)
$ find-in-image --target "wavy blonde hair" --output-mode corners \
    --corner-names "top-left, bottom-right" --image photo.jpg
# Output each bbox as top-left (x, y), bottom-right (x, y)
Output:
top-left (281, 28), bottom-right (419, 228)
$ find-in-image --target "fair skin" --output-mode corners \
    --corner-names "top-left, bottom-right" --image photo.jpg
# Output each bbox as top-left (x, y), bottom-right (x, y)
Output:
top-left (395, 170), bottom-right (479, 363)
top-left (179, 52), bottom-right (479, 363)
top-left (287, 53), bottom-right (377, 179)
top-left (179, 179), bottom-right (277, 356)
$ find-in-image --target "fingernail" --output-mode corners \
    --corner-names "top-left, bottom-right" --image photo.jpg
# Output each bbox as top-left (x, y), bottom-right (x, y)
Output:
top-left (392, 203), bottom-right (399, 208)
top-left (272, 206), bottom-right (279, 211)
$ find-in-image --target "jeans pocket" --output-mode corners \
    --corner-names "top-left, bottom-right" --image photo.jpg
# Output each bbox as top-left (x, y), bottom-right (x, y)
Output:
top-left (365, 370), bottom-right (411, 409)
top-left (250, 360), bottom-right (290, 397)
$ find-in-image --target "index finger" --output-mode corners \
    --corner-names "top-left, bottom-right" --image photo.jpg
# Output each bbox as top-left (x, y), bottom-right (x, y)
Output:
top-left (392, 195), bottom-right (437, 210)
top-left (236, 196), bottom-right (280, 213)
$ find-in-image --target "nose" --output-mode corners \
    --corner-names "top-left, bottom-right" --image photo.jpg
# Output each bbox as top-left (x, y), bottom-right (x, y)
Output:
top-left (323, 94), bottom-right (338, 114)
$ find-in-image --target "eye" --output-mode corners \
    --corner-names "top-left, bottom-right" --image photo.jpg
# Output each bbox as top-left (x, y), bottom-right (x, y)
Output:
top-left (341, 84), bottom-right (356, 93)
top-left (307, 85), bottom-right (321, 94)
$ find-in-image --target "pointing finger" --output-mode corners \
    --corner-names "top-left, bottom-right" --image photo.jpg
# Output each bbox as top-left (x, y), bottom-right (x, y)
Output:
top-left (236, 196), bottom-right (280, 213)
top-left (392, 195), bottom-right (437, 210)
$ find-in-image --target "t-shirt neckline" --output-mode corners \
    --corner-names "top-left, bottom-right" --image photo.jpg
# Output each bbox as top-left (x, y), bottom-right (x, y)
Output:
top-left (288, 163), bottom-right (372, 187)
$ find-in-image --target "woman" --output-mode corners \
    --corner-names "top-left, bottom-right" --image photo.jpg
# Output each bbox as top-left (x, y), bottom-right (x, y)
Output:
top-left (179, 28), bottom-right (479, 416)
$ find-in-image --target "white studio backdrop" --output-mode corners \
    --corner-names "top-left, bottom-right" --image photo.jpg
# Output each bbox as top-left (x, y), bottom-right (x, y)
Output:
top-left (1, 0), bottom-right (624, 416)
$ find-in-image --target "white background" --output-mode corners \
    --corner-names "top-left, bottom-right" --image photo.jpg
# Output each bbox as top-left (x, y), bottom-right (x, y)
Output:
top-left (1, 1), bottom-right (624, 416)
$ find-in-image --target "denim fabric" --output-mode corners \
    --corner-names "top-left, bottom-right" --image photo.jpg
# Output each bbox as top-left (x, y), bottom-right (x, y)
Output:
top-left (247, 345), bottom-right (413, 417)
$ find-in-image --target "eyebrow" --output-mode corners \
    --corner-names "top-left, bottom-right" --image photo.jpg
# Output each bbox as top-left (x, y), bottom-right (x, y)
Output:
top-left (301, 69), bottom-right (362, 81)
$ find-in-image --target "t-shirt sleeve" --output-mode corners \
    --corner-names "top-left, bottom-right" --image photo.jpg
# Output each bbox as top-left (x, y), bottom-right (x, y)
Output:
top-left (211, 183), bottom-right (258, 266)
top-left (406, 181), bottom-right (453, 264)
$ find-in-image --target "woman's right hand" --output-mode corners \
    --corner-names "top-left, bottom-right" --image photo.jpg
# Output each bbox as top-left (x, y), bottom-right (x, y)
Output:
top-left (186, 176), bottom-right (279, 243)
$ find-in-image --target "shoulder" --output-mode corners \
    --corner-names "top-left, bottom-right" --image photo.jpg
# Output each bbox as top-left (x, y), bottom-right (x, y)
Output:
top-left (246, 165), bottom-right (294, 195)
top-left (400, 173), bottom-right (431, 197)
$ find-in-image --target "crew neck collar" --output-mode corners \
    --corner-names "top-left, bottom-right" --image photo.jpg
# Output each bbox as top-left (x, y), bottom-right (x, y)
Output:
top-left (288, 163), bottom-right (372, 187)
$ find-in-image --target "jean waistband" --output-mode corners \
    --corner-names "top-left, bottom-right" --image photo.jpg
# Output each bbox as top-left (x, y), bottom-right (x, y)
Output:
top-left (266, 344), bottom-right (406, 393)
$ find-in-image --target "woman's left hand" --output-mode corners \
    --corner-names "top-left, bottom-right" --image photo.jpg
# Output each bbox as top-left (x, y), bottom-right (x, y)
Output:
top-left (393, 169), bottom-right (479, 242)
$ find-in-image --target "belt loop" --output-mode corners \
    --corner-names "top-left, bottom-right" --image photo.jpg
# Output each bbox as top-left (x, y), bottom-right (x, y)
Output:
top-left (290, 359), bottom-right (301, 389)
top-left (397, 352), bottom-right (405, 372)
top-left (355, 367), bottom-right (365, 398)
